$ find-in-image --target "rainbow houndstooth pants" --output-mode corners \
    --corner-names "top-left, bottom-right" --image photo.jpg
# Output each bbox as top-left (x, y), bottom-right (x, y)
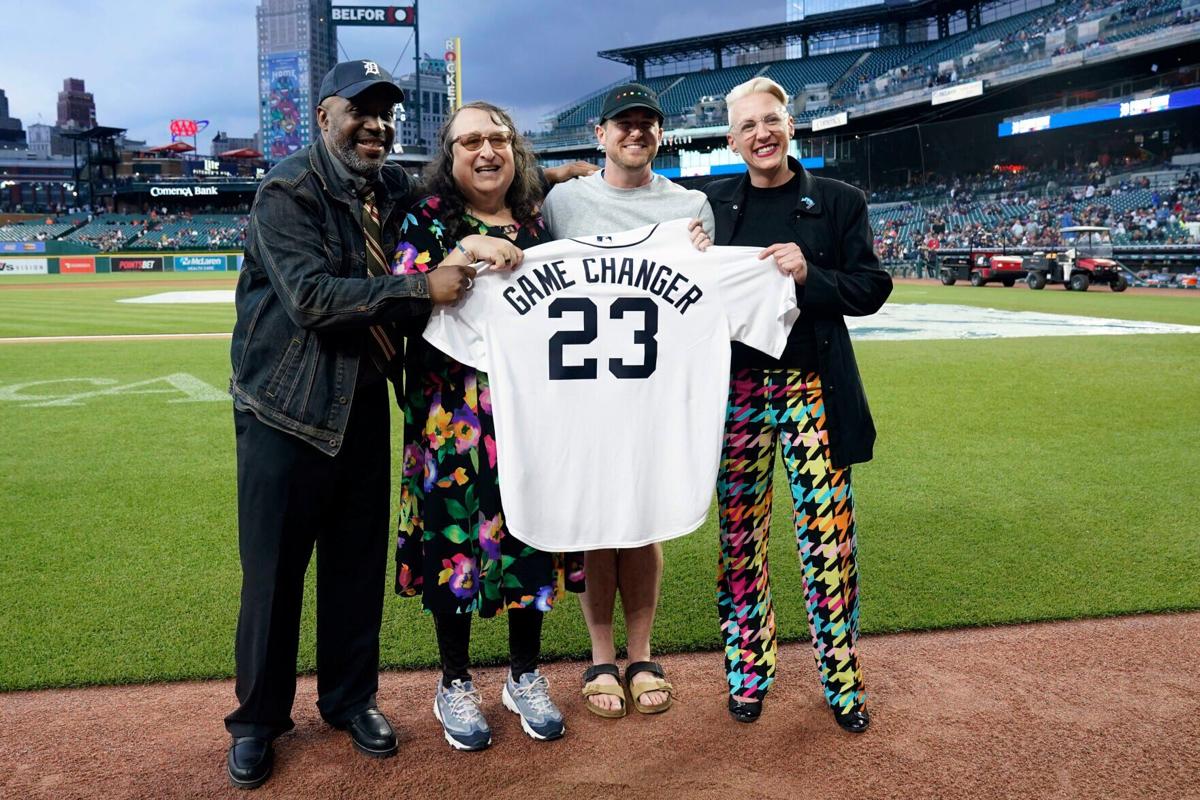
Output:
top-left (716, 368), bottom-right (865, 713)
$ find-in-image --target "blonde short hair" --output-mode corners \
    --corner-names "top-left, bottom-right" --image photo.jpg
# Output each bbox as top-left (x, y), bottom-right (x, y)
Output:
top-left (725, 77), bottom-right (790, 126)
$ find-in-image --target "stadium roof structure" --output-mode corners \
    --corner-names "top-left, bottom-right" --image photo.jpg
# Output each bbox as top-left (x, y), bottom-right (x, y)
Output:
top-left (59, 125), bottom-right (127, 142)
top-left (148, 142), bottom-right (195, 154)
top-left (599, 0), bottom-right (986, 75)
top-left (216, 148), bottom-right (263, 159)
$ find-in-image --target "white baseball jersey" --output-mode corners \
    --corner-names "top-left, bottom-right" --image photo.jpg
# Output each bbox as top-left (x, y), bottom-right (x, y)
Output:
top-left (424, 217), bottom-right (798, 551)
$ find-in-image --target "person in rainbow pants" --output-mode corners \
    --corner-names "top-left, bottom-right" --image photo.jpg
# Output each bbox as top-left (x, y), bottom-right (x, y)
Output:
top-left (702, 77), bottom-right (892, 732)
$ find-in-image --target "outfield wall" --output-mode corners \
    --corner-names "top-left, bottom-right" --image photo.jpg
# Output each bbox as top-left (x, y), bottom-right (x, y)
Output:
top-left (0, 250), bottom-right (243, 275)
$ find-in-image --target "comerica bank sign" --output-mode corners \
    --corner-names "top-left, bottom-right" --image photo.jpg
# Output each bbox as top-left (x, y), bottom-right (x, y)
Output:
top-left (149, 186), bottom-right (220, 198)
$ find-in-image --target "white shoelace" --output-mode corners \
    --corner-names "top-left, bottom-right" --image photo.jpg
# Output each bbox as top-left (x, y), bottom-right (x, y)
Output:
top-left (513, 673), bottom-right (555, 716)
top-left (445, 681), bottom-right (484, 723)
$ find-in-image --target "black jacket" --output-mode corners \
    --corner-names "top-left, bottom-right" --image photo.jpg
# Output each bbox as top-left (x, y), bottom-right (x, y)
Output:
top-left (703, 157), bottom-right (892, 467)
top-left (230, 137), bottom-right (429, 455)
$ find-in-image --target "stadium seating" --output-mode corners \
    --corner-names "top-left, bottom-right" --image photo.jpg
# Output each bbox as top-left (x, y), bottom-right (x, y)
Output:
top-left (59, 222), bottom-right (146, 251)
top-left (0, 223), bottom-right (75, 241)
top-left (907, 5), bottom-right (1051, 69)
top-left (867, 166), bottom-right (1199, 253)
top-left (539, 0), bottom-right (1192, 145)
top-left (551, 75), bottom-right (679, 129)
top-left (762, 51), bottom-right (862, 95)
top-left (546, 51), bottom-right (865, 130)
top-left (657, 64), bottom-right (765, 117)
top-left (123, 215), bottom-right (246, 250)
top-left (834, 44), bottom-right (926, 98)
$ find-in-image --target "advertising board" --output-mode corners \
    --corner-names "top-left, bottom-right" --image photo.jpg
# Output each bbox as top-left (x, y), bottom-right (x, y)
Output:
top-left (59, 257), bottom-right (96, 274)
top-left (0, 257), bottom-right (49, 275)
top-left (111, 257), bottom-right (164, 272)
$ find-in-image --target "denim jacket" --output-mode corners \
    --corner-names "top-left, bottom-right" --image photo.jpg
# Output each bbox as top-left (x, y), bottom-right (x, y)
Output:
top-left (230, 136), bottom-right (429, 455)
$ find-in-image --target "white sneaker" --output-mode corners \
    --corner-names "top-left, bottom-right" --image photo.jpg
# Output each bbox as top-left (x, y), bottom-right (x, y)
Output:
top-left (433, 678), bottom-right (491, 751)
top-left (502, 670), bottom-right (565, 741)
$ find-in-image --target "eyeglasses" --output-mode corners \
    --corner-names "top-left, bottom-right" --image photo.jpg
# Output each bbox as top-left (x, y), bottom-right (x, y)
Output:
top-left (453, 132), bottom-right (513, 151)
top-left (734, 114), bottom-right (789, 137)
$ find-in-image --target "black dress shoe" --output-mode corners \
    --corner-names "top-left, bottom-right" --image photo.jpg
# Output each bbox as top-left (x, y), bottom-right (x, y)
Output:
top-left (341, 707), bottom-right (398, 758)
top-left (728, 696), bottom-right (763, 723)
top-left (834, 707), bottom-right (871, 734)
top-left (227, 736), bottom-right (273, 790)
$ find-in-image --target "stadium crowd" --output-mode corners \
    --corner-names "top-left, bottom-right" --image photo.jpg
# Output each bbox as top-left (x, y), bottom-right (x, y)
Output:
top-left (0, 209), bottom-right (250, 251)
top-left (870, 164), bottom-right (1200, 268)
top-left (6, 166), bottom-right (1198, 260)
top-left (849, 0), bottom-right (1192, 106)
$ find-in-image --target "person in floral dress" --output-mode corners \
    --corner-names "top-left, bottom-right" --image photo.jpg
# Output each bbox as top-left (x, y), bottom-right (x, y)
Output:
top-left (392, 101), bottom-right (585, 750)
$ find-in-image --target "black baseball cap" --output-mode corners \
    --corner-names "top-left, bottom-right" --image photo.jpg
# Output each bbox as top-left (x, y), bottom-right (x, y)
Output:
top-left (599, 83), bottom-right (663, 123)
top-left (318, 60), bottom-right (404, 104)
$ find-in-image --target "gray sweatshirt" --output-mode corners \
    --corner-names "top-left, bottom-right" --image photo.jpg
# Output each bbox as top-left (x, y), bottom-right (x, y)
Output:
top-left (541, 170), bottom-right (716, 240)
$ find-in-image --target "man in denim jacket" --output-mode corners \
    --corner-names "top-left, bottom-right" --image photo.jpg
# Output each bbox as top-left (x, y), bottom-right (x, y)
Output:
top-left (224, 61), bottom-right (474, 790)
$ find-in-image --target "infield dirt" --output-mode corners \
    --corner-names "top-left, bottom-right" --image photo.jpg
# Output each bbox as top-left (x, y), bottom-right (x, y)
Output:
top-left (2, 612), bottom-right (1196, 800)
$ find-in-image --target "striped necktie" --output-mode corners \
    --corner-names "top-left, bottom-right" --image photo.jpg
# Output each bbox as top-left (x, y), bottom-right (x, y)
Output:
top-left (361, 190), bottom-right (399, 370)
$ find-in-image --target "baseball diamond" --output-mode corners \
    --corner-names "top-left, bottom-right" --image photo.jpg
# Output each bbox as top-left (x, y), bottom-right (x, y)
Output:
top-left (1, 1), bottom-right (1198, 798)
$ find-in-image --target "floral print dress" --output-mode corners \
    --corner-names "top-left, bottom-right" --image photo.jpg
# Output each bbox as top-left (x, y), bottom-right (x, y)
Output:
top-left (393, 195), bottom-right (585, 617)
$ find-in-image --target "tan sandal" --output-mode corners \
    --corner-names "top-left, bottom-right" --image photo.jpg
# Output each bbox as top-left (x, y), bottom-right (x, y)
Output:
top-left (582, 663), bottom-right (626, 718)
top-left (624, 661), bottom-right (674, 714)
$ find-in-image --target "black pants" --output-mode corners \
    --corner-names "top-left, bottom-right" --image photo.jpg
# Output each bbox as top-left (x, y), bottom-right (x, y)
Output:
top-left (434, 607), bottom-right (543, 687)
top-left (225, 382), bottom-right (390, 739)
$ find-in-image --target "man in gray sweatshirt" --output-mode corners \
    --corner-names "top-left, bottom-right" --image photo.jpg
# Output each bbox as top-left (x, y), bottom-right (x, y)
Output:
top-left (541, 83), bottom-right (713, 718)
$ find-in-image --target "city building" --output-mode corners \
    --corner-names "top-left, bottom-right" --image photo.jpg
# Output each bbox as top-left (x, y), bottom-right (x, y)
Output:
top-left (0, 89), bottom-right (27, 150)
top-left (395, 59), bottom-right (449, 153)
top-left (211, 131), bottom-right (259, 156)
top-left (27, 122), bottom-right (52, 157)
top-left (256, 0), bottom-right (336, 161)
top-left (57, 78), bottom-right (96, 130)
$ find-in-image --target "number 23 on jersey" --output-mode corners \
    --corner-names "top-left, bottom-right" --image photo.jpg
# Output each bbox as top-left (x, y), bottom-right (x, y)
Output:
top-left (548, 296), bottom-right (658, 380)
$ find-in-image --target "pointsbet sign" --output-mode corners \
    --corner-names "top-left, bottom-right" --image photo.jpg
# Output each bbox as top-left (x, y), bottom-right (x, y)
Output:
top-left (111, 257), bottom-right (164, 272)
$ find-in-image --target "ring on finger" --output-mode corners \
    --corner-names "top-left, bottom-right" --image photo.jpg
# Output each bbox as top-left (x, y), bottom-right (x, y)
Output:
top-left (466, 277), bottom-right (474, 289)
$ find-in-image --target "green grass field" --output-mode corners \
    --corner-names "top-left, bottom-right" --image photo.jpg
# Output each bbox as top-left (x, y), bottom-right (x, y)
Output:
top-left (1, 274), bottom-right (1198, 690)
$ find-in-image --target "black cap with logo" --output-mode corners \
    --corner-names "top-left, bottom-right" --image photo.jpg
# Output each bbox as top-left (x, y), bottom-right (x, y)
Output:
top-left (599, 83), bottom-right (664, 123)
top-left (318, 60), bottom-right (405, 104)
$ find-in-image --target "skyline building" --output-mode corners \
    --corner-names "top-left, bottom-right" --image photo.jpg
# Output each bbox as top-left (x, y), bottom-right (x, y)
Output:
top-left (395, 58), bottom-right (449, 153)
top-left (256, 0), bottom-right (337, 161)
top-left (0, 89), bottom-right (27, 149)
top-left (56, 78), bottom-right (96, 129)
top-left (212, 131), bottom-right (260, 157)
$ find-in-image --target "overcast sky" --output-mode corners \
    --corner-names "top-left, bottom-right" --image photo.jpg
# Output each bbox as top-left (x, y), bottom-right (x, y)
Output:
top-left (0, 0), bottom-right (782, 150)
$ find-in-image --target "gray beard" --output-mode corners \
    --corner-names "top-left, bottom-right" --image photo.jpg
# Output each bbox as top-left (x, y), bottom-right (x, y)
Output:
top-left (330, 133), bottom-right (387, 177)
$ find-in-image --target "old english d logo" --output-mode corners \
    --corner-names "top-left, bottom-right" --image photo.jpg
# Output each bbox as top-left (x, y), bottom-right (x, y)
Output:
top-left (363, 61), bottom-right (381, 76)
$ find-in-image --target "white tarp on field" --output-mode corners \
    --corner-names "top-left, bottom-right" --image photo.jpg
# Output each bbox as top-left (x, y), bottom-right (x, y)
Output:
top-left (847, 303), bottom-right (1200, 340)
top-left (114, 294), bottom-right (1200, 341)
top-left (118, 291), bottom-right (234, 304)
